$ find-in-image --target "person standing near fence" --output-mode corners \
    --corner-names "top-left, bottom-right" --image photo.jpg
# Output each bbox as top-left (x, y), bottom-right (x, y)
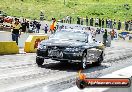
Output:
top-left (102, 18), bottom-right (104, 28)
top-left (125, 21), bottom-right (129, 31)
top-left (86, 16), bottom-right (88, 26)
top-left (90, 18), bottom-right (93, 26)
top-left (36, 22), bottom-right (41, 33)
top-left (95, 18), bottom-right (99, 27)
top-left (110, 29), bottom-right (115, 40)
top-left (11, 19), bottom-right (22, 45)
top-left (21, 19), bottom-right (27, 33)
top-left (81, 17), bottom-right (84, 25)
top-left (44, 24), bottom-right (48, 34)
top-left (103, 29), bottom-right (108, 46)
top-left (99, 18), bottom-right (101, 27)
top-left (118, 20), bottom-right (121, 30)
top-left (113, 19), bottom-right (116, 29)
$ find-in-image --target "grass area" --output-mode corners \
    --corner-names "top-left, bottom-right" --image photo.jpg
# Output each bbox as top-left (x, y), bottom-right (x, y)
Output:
top-left (0, 0), bottom-right (132, 22)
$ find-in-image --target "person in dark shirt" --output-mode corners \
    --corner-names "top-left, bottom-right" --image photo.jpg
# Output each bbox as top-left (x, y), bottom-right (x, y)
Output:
top-left (44, 24), bottom-right (48, 34)
top-left (118, 20), bottom-right (121, 30)
top-left (99, 18), bottom-right (101, 27)
top-left (102, 18), bottom-right (104, 28)
top-left (69, 16), bottom-right (72, 24)
top-left (90, 18), bottom-right (93, 26)
top-left (86, 16), bottom-right (88, 26)
top-left (125, 21), bottom-right (129, 31)
top-left (11, 19), bottom-right (22, 45)
top-left (77, 16), bottom-right (80, 24)
top-left (21, 19), bottom-right (27, 32)
top-left (26, 21), bottom-right (29, 32)
top-left (36, 22), bottom-right (41, 33)
top-left (103, 29), bottom-right (108, 46)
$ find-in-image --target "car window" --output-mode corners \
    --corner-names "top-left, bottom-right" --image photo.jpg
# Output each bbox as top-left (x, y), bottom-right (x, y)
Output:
top-left (49, 31), bottom-right (88, 42)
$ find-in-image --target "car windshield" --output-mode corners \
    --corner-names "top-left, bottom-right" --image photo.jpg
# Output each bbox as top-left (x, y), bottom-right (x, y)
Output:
top-left (50, 31), bottom-right (88, 42)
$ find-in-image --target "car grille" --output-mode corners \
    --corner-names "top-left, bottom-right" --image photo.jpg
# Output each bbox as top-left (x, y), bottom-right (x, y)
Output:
top-left (47, 46), bottom-right (64, 58)
top-left (47, 46), bottom-right (65, 50)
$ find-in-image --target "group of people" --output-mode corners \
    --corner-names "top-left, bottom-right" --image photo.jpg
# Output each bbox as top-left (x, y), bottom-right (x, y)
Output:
top-left (60, 15), bottom-right (72, 24)
top-left (10, 18), bottom-right (42, 45)
top-left (60, 16), bottom-right (132, 31)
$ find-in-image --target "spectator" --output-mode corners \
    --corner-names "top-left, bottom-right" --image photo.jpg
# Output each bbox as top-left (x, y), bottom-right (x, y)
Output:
top-left (29, 23), bottom-right (34, 33)
top-left (107, 31), bottom-right (111, 47)
top-left (99, 18), bottom-right (101, 27)
top-left (110, 29), bottom-right (115, 40)
top-left (101, 28), bottom-right (104, 33)
top-left (110, 19), bottom-right (113, 29)
top-left (96, 28), bottom-right (100, 34)
top-left (102, 18), bottom-right (104, 28)
top-left (77, 16), bottom-right (80, 24)
top-left (36, 22), bottom-right (41, 33)
top-left (81, 18), bottom-right (84, 25)
top-left (118, 20), bottom-right (121, 30)
top-left (66, 15), bottom-right (69, 23)
top-left (86, 16), bottom-right (88, 26)
top-left (95, 18), bottom-right (99, 27)
top-left (113, 19), bottom-right (116, 29)
top-left (108, 19), bottom-right (111, 28)
top-left (26, 21), bottom-right (29, 32)
top-left (33, 19), bottom-right (37, 30)
top-left (44, 24), bottom-right (48, 34)
top-left (49, 18), bottom-right (56, 34)
top-left (40, 11), bottom-right (44, 21)
top-left (90, 18), bottom-right (93, 26)
top-left (11, 19), bottom-right (22, 45)
top-left (103, 29), bottom-right (108, 46)
top-left (69, 16), bottom-right (72, 24)
top-left (125, 21), bottom-right (129, 31)
top-left (21, 19), bottom-right (27, 32)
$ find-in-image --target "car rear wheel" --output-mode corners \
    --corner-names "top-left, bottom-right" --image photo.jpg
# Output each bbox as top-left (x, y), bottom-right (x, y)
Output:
top-left (36, 57), bottom-right (44, 66)
top-left (93, 52), bottom-right (104, 66)
top-left (80, 53), bottom-right (87, 69)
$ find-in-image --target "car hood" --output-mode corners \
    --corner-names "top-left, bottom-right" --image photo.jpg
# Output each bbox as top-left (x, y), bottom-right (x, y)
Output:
top-left (41, 39), bottom-right (86, 47)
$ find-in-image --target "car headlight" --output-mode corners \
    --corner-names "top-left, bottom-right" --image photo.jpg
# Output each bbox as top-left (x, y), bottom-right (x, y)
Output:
top-left (65, 47), bottom-right (80, 52)
top-left (37, 44), bottom-right (47, 49)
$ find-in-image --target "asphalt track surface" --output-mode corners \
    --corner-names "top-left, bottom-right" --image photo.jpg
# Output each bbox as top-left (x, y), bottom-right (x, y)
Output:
top-left (0, 39), bottom-right (132, 92)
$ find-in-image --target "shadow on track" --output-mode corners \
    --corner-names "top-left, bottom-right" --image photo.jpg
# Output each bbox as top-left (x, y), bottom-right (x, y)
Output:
top-left (40, 60), bottom-right (109, 73)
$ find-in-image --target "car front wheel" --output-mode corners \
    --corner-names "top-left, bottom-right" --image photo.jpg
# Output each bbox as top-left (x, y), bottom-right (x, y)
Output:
top-left (80, 53), bottom-right (87, 69)
top-left (36, 57), bottom-right (44, 66)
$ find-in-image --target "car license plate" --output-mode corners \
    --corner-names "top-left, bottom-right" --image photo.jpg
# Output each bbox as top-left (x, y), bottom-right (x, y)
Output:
top-left (48, 50), bottom-right (60, 57)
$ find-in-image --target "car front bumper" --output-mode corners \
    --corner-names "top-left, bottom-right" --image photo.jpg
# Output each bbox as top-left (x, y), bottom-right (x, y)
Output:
top-left (36, 49), bottom-right (83, 61)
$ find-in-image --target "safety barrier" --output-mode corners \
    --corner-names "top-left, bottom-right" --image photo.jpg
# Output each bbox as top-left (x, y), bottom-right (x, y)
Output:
top-left (24, 35), bottom-right (48, 53)
top-left (0, 41), bottom-right (19, 55)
